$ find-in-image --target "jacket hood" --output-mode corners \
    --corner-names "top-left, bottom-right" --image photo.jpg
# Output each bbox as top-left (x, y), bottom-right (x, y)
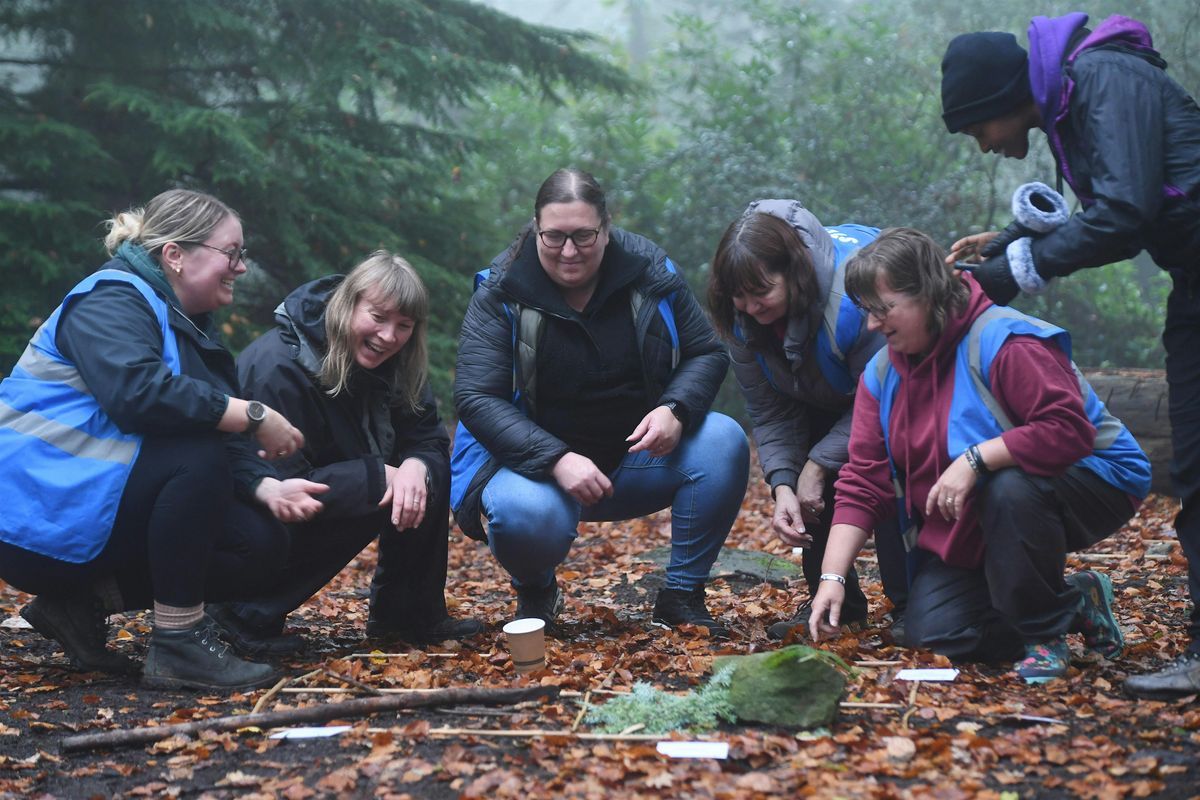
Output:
top-left (1030, 13), bottom-right (1162, 131)
top-left (736, 199), bottom-right (838, 362)
top-left (277, 274), bottom-right (345, 375)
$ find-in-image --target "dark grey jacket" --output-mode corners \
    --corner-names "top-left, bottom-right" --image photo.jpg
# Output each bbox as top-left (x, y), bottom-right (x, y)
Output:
top-left (728, 201), bottom-right (885, 494)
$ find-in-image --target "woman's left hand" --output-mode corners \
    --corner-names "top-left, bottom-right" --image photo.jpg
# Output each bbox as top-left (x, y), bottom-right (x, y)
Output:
top-left (256, 477), bottom-right (329, 523)
top-left (626, 405), bottom-right (683, 457)
top-left (379, 458), bottom-right (429, 531)
top-left (925, 455), bottom-right (978, 522)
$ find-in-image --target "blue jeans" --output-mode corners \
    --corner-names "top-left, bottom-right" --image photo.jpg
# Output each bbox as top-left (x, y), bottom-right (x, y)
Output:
top-left (482, 412), bottom-right (749, 591)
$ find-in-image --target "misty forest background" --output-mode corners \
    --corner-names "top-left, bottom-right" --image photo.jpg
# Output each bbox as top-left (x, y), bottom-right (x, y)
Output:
top-left (2, 0), bottom-right (1197, 419)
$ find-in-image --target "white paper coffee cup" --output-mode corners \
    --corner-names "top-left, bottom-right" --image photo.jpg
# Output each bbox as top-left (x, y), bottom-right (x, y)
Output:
top-left (502, 617), bottom-right (546, 674)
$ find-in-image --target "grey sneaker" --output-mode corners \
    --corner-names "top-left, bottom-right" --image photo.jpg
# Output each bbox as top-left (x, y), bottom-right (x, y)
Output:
top-left (1124, 651), bottom-right (1200, 700)
top-left (20, 595), bottom-right (137, 675)
top-left (142, 615), bottom-right (281, 692)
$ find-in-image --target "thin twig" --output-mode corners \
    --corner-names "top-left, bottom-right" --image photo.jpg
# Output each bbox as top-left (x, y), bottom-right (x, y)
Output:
top-left (345, 652), bottom-right (457, 659)
top-left (252, 676), bottom-right (290, 715)
top-left (571, 690), bottom-right (592, 732)
top-left (323, 668), bottom-right (383, 696)
top-left (853, 660), bottom-right (904, 667)
top-left (366, 726), bottom-right (677, 742)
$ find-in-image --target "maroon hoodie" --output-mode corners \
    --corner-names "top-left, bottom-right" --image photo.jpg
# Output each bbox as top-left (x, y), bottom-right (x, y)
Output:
top-left (832, 276), bottom-right (1098, 569)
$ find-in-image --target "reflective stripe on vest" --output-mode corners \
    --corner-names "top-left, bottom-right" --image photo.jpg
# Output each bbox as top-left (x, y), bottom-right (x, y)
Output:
top-left (0, 270), bottom-right (182, 562)
top-left (863, 306), bottom-right (1151, 510)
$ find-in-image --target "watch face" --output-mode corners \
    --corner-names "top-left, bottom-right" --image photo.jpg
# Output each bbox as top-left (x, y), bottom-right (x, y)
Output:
top-left (248, 401), bottom-right (266, 422)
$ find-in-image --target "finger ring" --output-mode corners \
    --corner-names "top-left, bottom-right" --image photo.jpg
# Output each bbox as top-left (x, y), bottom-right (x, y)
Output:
top-left (277, 450), bottom-right (286, 456)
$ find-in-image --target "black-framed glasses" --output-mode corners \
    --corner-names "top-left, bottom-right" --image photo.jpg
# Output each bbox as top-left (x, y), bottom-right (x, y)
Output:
top-left (537, 227), bottom-right (601, 249)
top-left (181, 241), bottom-right (248, 269)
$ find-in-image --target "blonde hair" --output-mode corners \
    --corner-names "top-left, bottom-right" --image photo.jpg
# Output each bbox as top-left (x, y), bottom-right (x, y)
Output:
top-left (103, 189), bottom-right (237, 258)
top-left (320, 251), bottom-right (429, 411)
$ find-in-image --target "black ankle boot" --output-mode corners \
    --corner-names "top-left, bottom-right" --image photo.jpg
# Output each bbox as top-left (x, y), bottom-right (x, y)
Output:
top-left (142, 616), bottom-right (281, 692)
top-left (21, 595), bottom-right (138, 674)
top-left (652, 586), bottom-right (729, 639)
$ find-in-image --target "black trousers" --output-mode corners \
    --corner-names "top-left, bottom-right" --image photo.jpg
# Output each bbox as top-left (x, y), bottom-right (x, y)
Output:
top-left (801, 408), bottom-right (908, 619)
top-left (1164, 271), bottom-right (1200, 649)
top-left (0, 435), bottom-right (287, 608)
top-left (226, 474), bottom-right (453, 636)
top-left (903, 465), bottom-right (1136, 662)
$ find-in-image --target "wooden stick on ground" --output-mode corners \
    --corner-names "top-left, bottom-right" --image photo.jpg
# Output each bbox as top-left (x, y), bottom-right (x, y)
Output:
top-left (60, 685), bottom-right (559, 754)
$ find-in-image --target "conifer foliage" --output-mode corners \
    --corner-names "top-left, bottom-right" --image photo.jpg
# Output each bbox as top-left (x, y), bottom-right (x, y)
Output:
top-left (0, 0), bottom-right (630, 391)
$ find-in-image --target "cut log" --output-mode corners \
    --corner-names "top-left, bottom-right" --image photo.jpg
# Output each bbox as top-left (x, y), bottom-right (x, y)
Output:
top-left (1082, 368), bottom-right (1172, 496)
top-left (59, 684), bottom-right (558, 754)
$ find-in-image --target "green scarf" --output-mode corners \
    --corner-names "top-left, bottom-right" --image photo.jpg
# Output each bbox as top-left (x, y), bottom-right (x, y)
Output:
top-left (115, 241), bottom-right (216, 337)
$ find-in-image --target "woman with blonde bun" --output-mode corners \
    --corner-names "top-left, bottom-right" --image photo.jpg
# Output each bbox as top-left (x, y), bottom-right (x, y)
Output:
top-left (0, 189), bottom-right (328, 691)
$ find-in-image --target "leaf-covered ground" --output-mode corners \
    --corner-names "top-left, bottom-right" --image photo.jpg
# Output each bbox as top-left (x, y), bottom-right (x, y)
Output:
top-left (2, 463), bottom-right (1198, 798)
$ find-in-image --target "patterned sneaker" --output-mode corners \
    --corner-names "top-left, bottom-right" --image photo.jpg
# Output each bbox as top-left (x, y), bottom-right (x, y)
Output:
top-left (1066, 570), bottom-right (1124, 659)
top-left (1015, 637), bottom-right (1070, 684)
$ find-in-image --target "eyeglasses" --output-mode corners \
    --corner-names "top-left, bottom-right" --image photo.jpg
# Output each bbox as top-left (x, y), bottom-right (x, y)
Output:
top-left (857, 300), bottom-right (897, 321)
top-left (182, 241), bottom-right (248, 269)
top-left (537, 228), bottom-right (601, 249)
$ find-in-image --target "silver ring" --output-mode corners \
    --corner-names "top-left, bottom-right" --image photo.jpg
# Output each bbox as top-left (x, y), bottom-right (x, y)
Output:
top-left (277, 450), bottom-right (286, 456)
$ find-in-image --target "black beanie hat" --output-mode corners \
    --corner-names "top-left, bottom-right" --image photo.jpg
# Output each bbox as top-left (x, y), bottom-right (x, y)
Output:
top-left (941, 31), bottom-right (1032, 133)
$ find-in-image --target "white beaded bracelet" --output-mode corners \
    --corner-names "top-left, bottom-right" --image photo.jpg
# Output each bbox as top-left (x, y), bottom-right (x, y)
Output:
top-left (819, 573), bottom-right (846, 584)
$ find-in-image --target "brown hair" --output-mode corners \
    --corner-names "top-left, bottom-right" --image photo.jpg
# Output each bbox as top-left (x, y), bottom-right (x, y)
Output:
top-left (534, 168), bottom-right (610, 227)
top-left (843, 227), bottom-right (969, 340)
top-left (707, 211), bottom-right (817, 339)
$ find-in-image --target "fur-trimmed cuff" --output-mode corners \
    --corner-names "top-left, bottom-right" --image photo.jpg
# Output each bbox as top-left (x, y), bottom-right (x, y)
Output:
top-left (1006, 237), bottom-right (1049, 294)
top-left (1011, 182), bottom-right (1070, 233)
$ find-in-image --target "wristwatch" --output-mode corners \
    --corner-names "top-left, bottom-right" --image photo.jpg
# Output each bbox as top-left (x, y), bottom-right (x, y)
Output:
top-left (245, 400), bottom-right (266, 434)
top-left (662, 400), bottom-right (687, 424)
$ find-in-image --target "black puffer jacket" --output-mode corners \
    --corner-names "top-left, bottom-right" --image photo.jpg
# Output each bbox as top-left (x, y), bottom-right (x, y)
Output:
top-left (452, 227), bottom-right (729, 538)
top-left (236, 276), bottom-right (450, 519)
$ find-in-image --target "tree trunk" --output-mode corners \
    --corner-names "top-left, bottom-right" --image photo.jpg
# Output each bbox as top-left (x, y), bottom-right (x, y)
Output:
top-left (1082, 368), bottom-right (1173, 496)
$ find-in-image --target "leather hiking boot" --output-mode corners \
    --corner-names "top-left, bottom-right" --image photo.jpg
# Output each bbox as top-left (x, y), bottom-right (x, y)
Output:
top-left (651, 586), bottom-right (729, 639)
top-left (1124, 651), bottom-right (1200, 700)
top-left (366, 615), bottom-right (486, 645)
top-left (20, 595), bottom-right (137, 675)
top-left (207, 604), bottom-right (304, 659)
top-left (515, 580), bottom-right (564, 630)
top-left (1066, 570), bottom-right (1124, 659)
top-left (767, 600), bottom-right (867, 641)
top-left (142, 616), bottom-right (281, 692)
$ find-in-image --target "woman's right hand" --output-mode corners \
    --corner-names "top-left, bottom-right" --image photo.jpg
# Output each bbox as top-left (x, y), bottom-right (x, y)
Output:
top-left (945, 231), bottom-right (999, 266)
top-left (808, 579), bottom-right (846, 642)
top-left (552, 452), bottom-right (614, 506)
top-left (255, 476), bottom-right (329, 523)
top-left (253, 405), bottom-right (306, 461)
top-left (772, 486), bottom-right (813, 548)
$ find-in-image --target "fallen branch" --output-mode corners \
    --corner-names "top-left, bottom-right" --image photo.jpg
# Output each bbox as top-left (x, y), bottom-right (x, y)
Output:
top-left (60, 685), bottom-right (558, 754)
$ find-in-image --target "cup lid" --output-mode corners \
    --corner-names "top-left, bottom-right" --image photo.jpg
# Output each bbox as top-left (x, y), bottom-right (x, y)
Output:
top-left (503, 617), bottom-right (546, 635)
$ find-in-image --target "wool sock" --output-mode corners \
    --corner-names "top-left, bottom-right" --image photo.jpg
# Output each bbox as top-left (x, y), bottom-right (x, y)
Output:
top-left (153, 602), bottom-right (204, 631)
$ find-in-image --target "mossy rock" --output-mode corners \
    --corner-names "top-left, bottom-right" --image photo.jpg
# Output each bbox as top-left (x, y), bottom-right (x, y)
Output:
top-left (713, 645), bottom-right (850, 728)
top-left (639, 545), bottom-right (801, 583)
